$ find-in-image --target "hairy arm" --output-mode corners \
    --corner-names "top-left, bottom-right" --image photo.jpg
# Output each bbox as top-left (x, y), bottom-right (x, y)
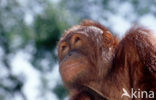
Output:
top-left (128, 28), bottom-right (156, 75)
top-left (116, 27), bottom-right (156, 92)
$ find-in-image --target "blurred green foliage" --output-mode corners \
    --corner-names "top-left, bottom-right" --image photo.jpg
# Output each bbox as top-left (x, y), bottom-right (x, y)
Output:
top-left (32, 4), bottom-right (69, 71)
top-left (53, 84), bottom-right (68, 100)
top-left (0, 0), bottom-right (70, 100)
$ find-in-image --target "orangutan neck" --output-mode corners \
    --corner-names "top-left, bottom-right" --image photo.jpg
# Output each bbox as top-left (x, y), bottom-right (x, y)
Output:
top-left (84, 68), bottom-right (131, 100)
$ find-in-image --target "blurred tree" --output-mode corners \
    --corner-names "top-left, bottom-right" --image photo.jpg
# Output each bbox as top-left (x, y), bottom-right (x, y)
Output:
top-left (0, 0), bottom-right (70, 100)
top-left (32, 3), bottom-right (70, 99)
top-left (53, 84), bottom-right (68, 100)
top-left (32, 4), bottom-right (69, 71)
top-left (60, 0), bottom-right (156, 27)
top-left (0, 0), bottom-right (28, 100)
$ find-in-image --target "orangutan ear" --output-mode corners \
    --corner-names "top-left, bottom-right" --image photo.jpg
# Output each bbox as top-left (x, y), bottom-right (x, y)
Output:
top-left (102, 31), bottom-right (114, 47)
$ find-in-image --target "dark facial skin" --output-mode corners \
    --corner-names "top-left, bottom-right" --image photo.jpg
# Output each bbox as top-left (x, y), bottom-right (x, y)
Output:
top-left (58, 32), bottom-right (97, 88)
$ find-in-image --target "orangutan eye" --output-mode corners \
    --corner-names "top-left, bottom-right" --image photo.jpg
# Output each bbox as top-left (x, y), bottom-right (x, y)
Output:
top-left (59, 42), bottom-right (69, 57)
top-left (74, 36), bottom-right (81, 43)
top-left (62, 45), bottom-right (67, 51)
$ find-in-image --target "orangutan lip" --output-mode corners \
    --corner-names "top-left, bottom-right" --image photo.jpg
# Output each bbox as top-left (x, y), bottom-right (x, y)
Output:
top-left (67, 63), bottom-right (81, 67)
top-left (61, 62), bottom-right (82, 72)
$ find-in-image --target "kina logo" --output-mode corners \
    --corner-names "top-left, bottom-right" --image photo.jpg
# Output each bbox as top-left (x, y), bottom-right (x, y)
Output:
top-left (121, 88), bottom-right (155, 99)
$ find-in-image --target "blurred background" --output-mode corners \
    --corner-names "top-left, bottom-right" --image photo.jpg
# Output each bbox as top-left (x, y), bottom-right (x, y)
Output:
top-left (0, 0), bottom-right (156, 100)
